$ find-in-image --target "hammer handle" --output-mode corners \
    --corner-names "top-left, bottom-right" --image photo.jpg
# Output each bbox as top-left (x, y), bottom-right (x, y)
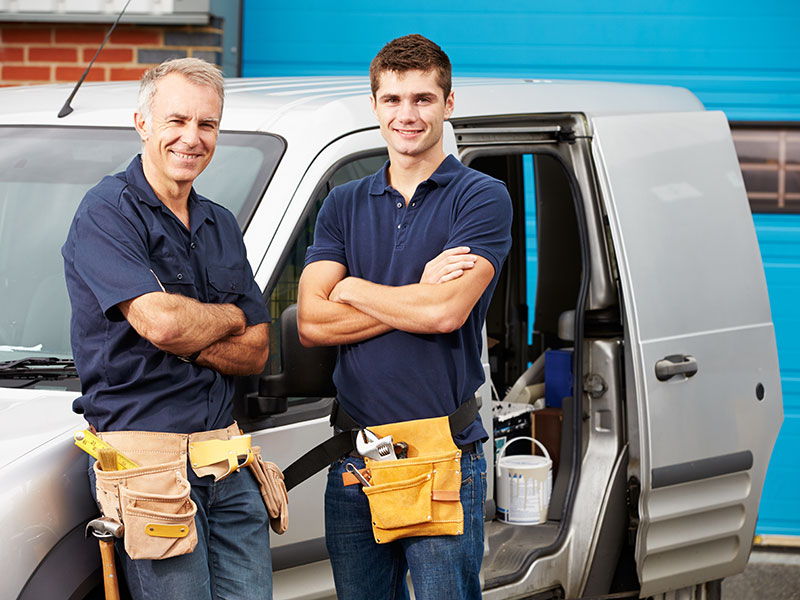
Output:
top-left (98, 538), bottom-right (121, 600)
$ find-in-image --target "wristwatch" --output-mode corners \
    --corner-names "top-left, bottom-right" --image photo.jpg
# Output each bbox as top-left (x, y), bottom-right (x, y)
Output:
top-left (177, 350), bottom-right (201, 363)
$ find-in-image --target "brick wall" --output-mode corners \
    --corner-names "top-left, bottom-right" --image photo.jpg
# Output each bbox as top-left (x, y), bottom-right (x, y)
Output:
top-left (0, 21), bottom-right (223, 87)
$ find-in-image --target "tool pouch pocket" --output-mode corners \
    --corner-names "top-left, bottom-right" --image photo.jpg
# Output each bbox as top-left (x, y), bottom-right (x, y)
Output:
top-left (248, 445), bottom-right (289, 535)
top-left (93, 430), bottom-right (198, 561)
top-left (119, 471), bottom-right (197, 560)
top-left (360, 416), bottom-right (464, 544)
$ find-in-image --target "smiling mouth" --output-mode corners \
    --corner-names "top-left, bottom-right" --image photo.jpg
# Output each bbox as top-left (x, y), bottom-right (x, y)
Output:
top-left (395, 128), bottom-right (423, 136)
top-left (171, 150), bottom-right (201, 160)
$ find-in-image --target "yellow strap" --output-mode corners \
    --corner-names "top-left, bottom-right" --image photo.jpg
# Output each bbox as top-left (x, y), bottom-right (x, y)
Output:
top-left (189, 435), bottom-right (253, 475)
top-left (145, 523), bottom-right (190, 538)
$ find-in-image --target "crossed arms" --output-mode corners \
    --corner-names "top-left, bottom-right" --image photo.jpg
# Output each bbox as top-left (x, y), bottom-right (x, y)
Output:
top-left (119, 292), bottom-right (269, 376)
top-left (297, 246), bottom-right (495, 347)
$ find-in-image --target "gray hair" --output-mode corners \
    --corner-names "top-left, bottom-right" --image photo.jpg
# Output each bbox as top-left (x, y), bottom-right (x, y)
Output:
top-left (137, 58), bottom-right (225, 129)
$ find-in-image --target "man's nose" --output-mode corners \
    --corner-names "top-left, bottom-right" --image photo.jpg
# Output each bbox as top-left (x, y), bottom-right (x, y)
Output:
top-left (181, 122), bottom-right (201, 146)
top-left (397, 100), bottom-right (418, 122)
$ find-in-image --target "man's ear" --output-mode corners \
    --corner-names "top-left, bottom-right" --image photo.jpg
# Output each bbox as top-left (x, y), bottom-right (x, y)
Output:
top-left (444, 91), bottom-right (455, 120)
top-left (133, 112), bottom-right (148, 140)
top-left (369, 94), bottom-right (378, 119)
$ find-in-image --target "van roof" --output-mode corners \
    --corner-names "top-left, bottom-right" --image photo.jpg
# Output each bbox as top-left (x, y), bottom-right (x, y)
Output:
top-left (0, 76), bottom-right (704, 138)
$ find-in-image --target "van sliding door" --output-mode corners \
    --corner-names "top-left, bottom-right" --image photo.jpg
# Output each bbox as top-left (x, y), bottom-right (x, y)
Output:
top-left (591, 110), bottom-right (782, 596)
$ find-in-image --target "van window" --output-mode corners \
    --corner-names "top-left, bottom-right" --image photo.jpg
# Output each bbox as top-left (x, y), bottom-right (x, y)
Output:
top-left (731, 125), bottom-right (800, 213)
top-left (265, 152), bottom-right (388, 384)
top-left (0, 126), bottom-right (283, 366)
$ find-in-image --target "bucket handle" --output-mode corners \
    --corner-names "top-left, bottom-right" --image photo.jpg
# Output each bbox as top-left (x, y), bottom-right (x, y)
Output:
top-left (497, 436), bottom-right (550, 462)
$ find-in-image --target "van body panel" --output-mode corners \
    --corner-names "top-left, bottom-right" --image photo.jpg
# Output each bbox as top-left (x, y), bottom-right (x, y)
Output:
top-left (590, 110), bottom-right (783, 595)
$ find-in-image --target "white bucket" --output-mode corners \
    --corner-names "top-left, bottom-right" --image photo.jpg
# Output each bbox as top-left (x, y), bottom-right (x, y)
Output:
top-left (495, 436), bottom-right (552, 525)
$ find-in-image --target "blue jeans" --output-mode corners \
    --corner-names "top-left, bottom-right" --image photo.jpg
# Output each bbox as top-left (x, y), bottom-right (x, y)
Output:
top-left (89, 462), bottom-right (273, 600)
top-left (325, 446), bottom-right (487, 600)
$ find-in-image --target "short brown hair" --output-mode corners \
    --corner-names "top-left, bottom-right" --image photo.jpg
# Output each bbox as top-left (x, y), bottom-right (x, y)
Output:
top-left (369, 34), bottom-right (452, 98)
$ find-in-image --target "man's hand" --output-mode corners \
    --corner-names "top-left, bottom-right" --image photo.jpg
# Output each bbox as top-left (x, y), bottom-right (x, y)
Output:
top-left (419, 246), bottom-right (478, 284)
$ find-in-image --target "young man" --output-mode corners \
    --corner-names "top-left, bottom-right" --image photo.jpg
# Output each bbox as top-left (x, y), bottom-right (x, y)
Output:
top-left (62, 58), bottom-right (279, 600)
top-left (297, 35), bottom-right (513, 599)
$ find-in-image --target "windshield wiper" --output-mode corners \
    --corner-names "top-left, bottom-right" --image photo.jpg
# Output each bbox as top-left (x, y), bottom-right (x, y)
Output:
top-left (0, 356), bottom-right (78, 379)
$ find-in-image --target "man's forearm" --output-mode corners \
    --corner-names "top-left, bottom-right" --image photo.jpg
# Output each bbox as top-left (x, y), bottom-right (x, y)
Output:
top-left (120, 291), bottom-right (246, 356)
top-left (332, 278), bottom-right (454, 334)
top-left (196, 322), bottom-right (270, 375)
top-left (330, 257), bottom-right (495, 335)
top-left (297, 295), bottom-right (393, 347)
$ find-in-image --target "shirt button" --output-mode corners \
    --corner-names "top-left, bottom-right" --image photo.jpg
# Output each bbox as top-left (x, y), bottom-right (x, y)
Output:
top-left (396, 202), bottom-right (402, 208)
top-left (190, 242), bottom-right (196, 249)
top-left (411, 202), bottom-right (416, 207)
top-left (177, 273), bottom-right (183, 280)
top-left (397, 224), bottom-right (401, 229)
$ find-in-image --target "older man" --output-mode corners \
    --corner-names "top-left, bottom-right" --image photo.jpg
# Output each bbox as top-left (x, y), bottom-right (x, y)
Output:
top-left (62, 58), bottom-right (275, 599)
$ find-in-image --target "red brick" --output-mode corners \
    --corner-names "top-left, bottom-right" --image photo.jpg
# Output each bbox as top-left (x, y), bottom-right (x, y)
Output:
top-left (3, 65), bottom-right (51, 81)
top-left (54, 28), bottom-right (106, 45)
top-left (29, 47), bottom-right (79, 63)
top-left (0, 47), bottom-right (25, 62)
top-left (55, 66), bottom-right (106, 82)
top-left (110, 67), bottom-right (148, 81)
top-left (2, 27), bottom-right (52, 44)
top-left (110, 28), bottom-right (161, 45)
top-left (82, 47), bottom-right (134, 63)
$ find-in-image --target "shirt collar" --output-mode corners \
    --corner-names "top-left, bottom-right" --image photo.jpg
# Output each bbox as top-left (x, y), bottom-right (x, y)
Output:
top-left (124, 155), bottom-right (215, 229)
top-left (368, 154), bottom-right (460, 196)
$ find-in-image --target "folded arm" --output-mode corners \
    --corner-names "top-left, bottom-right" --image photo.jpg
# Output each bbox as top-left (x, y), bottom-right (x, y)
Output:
top-left (330, 255), bottom-right (495, 335)
top-left (119, 291), bottom-right (246, 356)
top-left (195, 322), bottom-right (270, 375)
top-left (297, 247), bottom-right (480, 347)
top-left (297, 260), bottom-right (393, 347)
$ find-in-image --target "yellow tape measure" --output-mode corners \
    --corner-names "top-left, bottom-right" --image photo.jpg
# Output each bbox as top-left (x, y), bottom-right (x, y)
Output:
top-left (74, 429), bottom-right (139, 470)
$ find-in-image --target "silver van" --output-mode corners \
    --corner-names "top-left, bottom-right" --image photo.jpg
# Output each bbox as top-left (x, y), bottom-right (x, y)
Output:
top-left (0, 77), bottom-right (783, 599)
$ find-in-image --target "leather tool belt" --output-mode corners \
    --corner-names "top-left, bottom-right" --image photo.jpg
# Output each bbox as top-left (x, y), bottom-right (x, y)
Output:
top-left (93, 423), bottom-right (288, 561)
top-left (350, 415), bottom-right (465, 544)
top-left (281, 395), bottom-right (479, 492)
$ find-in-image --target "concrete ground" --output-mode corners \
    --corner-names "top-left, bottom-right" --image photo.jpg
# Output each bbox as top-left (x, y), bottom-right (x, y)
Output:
top-left (722, 548), bottom-right (800, 599)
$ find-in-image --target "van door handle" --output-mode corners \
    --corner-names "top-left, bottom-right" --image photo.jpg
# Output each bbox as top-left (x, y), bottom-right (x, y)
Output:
top-left (655, 355), bottom-right (698, 381)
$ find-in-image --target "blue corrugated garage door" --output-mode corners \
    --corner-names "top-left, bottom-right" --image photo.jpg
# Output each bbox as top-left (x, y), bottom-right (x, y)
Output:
top-left (753, 214), bottom-right (800, 539)
top-left (242, 1), bottom-right (800, 540)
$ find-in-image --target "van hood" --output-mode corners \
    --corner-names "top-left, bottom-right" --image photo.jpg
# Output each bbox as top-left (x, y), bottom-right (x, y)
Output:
top-left (0, 387), bottom-right (84, 471)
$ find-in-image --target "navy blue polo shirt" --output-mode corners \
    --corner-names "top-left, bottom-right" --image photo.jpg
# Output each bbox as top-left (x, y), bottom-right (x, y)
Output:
top-left (62, 156), bottom-right (269, 436)
top-left (305, 155), bottom-right (512, 445)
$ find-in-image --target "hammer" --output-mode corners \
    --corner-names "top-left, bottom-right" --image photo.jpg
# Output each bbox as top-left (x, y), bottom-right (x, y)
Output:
top-left (86, 516), bottom-right (124, 600)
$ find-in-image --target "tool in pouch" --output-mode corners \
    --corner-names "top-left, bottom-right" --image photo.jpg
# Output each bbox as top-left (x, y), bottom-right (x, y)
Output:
top-left (345, 417), bottom-right (465, 544)
top-left (74, 429), bottom-right (139, 470)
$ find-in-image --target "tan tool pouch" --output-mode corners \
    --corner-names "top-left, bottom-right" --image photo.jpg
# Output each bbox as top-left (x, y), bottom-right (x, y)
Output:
top-left (353, 415), bottom-right (464, 544)
top-left (93, 430), bottom-right (197, 560)
top-left (248, 446), bottom-right (289, 534)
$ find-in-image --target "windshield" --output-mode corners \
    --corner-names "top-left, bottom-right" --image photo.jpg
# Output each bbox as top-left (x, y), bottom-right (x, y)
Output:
top-left (0, 126), bottom-right (283, 364)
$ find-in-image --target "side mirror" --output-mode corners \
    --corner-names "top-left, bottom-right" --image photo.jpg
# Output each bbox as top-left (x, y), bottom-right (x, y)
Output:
top-left (242, 304), bottom-right (337, 417)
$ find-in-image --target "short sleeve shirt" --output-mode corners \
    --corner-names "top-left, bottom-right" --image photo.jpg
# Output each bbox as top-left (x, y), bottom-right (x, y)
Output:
top-left (62, 156), bottom-right (269, 435)
top-left (304, 155), bottom-right (512, 444)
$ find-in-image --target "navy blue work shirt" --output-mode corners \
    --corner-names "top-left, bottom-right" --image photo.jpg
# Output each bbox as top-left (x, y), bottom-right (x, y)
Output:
top-left (304, 155), bottom-right (513, 445)
top-left (62, 156), bottom-right (269, 435)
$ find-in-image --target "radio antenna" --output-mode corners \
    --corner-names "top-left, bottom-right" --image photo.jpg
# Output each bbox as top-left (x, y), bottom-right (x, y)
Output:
top-left (57, 0), bottom-right (133, 118)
